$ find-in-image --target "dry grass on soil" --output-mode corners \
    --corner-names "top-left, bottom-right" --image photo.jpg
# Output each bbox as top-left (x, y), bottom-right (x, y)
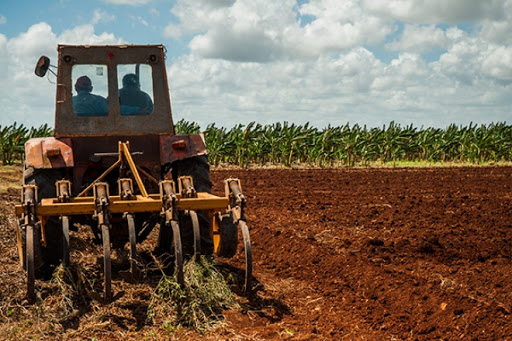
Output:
top-left (0, 165), bottom-right (245, 340)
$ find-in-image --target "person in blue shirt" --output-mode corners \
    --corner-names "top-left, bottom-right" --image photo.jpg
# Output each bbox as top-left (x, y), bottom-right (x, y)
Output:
top-left (119, 73), bottom-right (153, 115)
top-left (73, 76), bottom-right (109, 116)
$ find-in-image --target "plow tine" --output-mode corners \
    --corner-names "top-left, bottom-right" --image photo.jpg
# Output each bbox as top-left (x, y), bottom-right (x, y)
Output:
top-left (102, 224), bottom-right (112, 303)
top-left (170, 220), bottom-right (184, 286)
top-left (126, 213), bottom-right (138, 277)
top-left (189, 210), bottom-right (201, 260)
top-left (62, 216), bottom-right (70, 266)
top-left (56, 181), bottom-right (71, 266)
top-left (159, 180), bottom-right (184, 284)
top-left (26, 223), bottom-right (35, 304)
top-left (239, 220), bottom-right (252, 295)
top-left (177, 176), bottom-right (201, 260)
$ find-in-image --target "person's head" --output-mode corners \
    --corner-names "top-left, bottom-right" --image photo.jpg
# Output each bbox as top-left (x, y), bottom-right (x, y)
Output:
top-left (122, 73), bottom-right (140, 89)
top-left (75, 76), bottom-right (93, 93)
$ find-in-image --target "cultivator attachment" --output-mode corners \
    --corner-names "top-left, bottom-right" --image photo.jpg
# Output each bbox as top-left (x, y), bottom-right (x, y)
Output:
top-left (15, 142), bottom-right (252, 303)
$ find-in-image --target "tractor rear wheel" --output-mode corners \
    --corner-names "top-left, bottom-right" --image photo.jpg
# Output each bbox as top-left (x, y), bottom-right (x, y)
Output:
top-left (23, 167), bottom-right (65, 278)
top-left (172, 155), bottom-right (214, 256)
top-left (214, 213), bottom-right (238, 258)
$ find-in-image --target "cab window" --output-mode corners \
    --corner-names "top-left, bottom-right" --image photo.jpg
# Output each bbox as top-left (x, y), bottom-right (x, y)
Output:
top-left (72, 65), bottom-right (109, 116)
top-left (117, 64), bottom-right (154, 115)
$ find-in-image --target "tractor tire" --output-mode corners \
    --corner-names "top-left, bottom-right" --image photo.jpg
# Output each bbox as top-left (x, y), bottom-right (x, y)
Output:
top-left (215, 213), bottom-right (238, 258)
top-left (23, 166), bottom-right (65, 279)
top-left (172, 155), bottom-right (214, 256)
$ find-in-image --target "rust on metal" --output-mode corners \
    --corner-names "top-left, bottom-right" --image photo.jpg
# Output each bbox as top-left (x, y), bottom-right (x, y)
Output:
top-left (25, 137), bottom-right (73, 169)
top-left (56, 180), bottom-right (71, 202)
top-left (54, 45), bottom-right (174, 137)
top-left (160, 134), bottom-right (207, 164)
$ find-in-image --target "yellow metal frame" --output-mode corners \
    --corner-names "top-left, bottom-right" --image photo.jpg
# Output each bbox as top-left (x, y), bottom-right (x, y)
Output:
top-left (15, 193), bottom-right (229, 217)
top-left (16, 141), bottom-right (231, 219)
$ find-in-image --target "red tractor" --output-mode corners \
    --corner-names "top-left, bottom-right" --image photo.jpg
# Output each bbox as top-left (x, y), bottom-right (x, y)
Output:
top-left (15, 45), bottom-right (251, 303)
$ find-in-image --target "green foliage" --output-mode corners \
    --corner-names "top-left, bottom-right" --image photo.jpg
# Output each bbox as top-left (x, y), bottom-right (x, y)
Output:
top-left (2, 120), bottom-right (512, 166)
top-left (200, 120), bottom-right (512, 167)
top-left (208, 122), bottom-right (512, 167)
top-left (174, 119), bottom-right (201, 135)
top-left (0, 123), bottom-right (53, 165)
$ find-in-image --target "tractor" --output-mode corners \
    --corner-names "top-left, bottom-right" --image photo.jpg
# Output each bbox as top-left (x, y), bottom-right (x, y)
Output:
top-left (14, 45), bottom-right (251, 303)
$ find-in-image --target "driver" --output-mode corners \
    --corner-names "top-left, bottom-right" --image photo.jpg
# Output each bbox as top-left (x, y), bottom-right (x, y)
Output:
top-left (119, 73), bottom-right (154, 115)
top-left (72, 76), bottom-right (109, 116)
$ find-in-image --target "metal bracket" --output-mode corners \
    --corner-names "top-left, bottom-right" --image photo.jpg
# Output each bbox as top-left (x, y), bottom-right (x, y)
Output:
top-left (178, 176), bottom-right (196, 198)
top-left (225, 178), bottom-right (246, 222)
top-left (93, 182), bottom-right (111, 225)
top-left (56, 180), bottom-right (71, 203)
top-left (159, 180), bottom-right (177, 219)
top-left (118, 178), bottom-right (134, 200)
top-left (22, 185), bottom-right (38, 209)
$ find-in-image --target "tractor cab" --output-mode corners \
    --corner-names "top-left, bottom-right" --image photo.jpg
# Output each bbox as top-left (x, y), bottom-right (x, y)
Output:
top-left (36, 45), bottom-right (174, 137)
top-left (30, 45), bottom-right (207, 196)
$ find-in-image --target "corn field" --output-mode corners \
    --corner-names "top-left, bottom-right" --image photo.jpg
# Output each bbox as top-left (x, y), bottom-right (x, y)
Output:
top-left (0, 123), bottom-right (53, 165)
top-left (2, 121), bottom-right (511, 167)
top-left (175, 120), bottom-right (512, 167)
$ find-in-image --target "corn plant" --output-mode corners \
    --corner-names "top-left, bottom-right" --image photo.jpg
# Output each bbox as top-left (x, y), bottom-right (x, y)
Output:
top-left (2, 120), bottom-right (511, 166)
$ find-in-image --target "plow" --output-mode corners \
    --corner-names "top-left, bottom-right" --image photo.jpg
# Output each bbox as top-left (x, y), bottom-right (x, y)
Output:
top-left (16, 141), bottom-right (252, 303)
top-left (14, 44), bottom-right (252, 303)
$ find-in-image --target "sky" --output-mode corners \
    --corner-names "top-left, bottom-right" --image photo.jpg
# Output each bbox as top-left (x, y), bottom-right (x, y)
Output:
top-left (0, 0), bottom-right (511, 130)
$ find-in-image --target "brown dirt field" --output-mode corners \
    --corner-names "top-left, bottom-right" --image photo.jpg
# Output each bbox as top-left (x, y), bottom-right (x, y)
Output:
top-left (1, 166), bottom-right (512, 340)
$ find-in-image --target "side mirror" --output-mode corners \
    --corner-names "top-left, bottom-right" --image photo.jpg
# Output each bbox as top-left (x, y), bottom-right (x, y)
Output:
top-left (35, 56), bottom-right (50, 77)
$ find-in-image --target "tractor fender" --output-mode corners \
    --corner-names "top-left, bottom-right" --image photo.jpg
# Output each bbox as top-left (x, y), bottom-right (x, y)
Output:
top-left (160, 134), bottom-right (208, 164)
top-left (25, 137), bottom-right (74, 169)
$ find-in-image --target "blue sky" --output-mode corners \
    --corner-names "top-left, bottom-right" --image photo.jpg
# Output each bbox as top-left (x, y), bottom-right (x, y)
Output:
top-left (1, 0), bottom-right (188, 57)
top-left (1, 0), bottom-right (511, 130)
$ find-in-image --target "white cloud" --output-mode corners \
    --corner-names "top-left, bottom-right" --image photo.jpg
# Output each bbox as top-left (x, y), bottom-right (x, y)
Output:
top-left (91, 9), bottom-right (115, 25)
top-left (131, 15), bottom-right (149, 27)
top-left (167, 45), bottom-right (511, 129)
top-left (163, 23), bottom-right (182, 40)
top-left (0, 15), bottom-right (6, 25)
top-left (430, 26), bottom-right (512, 86)
top-left (479, 0), bottom-right (512, 44)
top-left (158, 0), bottom-right (509, 129)
top-left (189, 28), bottom-right (283, 62)
top-left (0, 34), bottom-right (8, 75)
top-left (482, 46), bottom-right (512, 82)
top-left (168, 0), bottom-right (392, 62)
top-left (296, 0), bottom-right (392, 48)
top-left (59, 25), bottom-right (124, 45)
top-left (363, 0), bottom-right (506, 24)
top-left (386, 24), bottom-right (450, 53)
top-left (0, 23), bottom-right (123, 127)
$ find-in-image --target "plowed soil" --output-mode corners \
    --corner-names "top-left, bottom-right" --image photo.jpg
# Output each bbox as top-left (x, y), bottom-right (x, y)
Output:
top-left (1, 166), bottom-right (512, 340)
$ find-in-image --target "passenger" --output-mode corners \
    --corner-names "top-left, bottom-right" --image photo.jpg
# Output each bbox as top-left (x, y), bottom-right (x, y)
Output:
top-left (119, 73), bottom-right (154, 115)
top-left (72, 76), bottom-right (109, 116)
